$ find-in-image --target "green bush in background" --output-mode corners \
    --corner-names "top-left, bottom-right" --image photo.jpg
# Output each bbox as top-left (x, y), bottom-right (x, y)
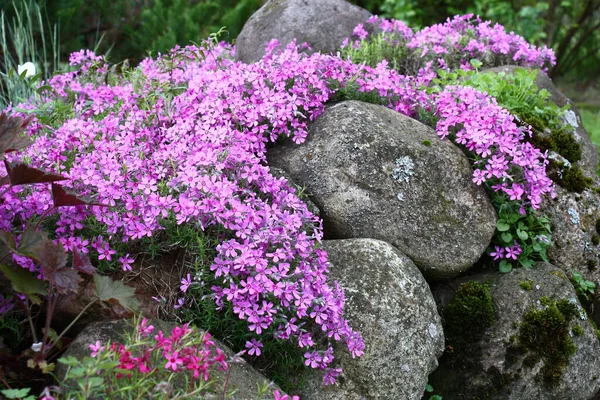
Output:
top-left (0, 0), bottom-right (597, 82)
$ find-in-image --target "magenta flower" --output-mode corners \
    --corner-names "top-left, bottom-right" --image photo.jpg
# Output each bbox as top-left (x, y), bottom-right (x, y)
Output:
top-left (164, 351), bottom-right (183, 371)
top-left (490, 246), bottom-right (505, 260)
top-left (89, 340), bottom-right (105, 357)
top-left (245, 338), bottom-right (263, 356)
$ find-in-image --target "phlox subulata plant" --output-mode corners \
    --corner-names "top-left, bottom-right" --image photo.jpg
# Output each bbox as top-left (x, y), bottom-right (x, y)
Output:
top-left (1, 14), bottom-right (559, 384)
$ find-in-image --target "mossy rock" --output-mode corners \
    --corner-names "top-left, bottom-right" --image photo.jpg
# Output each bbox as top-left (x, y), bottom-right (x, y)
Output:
top-left (429, 263), bottom-right (600, 399)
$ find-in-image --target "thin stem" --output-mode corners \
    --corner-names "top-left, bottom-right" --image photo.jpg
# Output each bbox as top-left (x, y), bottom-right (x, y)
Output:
top-left (43, 297), bottom-right (98, 357)
top-left (37, 281), bottom-right (54, 361)
top-left (23, 297), bottom-right (38, 343)
top-left (221, 367), bottom-right (232, 400)
top-left (0, 369), bottom-right (11, 390)
top-left (34, 205), bottom-right (56, 231)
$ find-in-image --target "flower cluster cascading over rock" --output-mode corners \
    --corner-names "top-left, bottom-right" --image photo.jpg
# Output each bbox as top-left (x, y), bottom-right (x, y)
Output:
top-left (4, 0), bottom-right (599, 396)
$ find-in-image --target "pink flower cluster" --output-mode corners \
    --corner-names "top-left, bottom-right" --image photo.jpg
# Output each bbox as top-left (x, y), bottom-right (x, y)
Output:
top-left (4, 42), bottom-right (365, 383)
top-left (2, 14), bottom-right (558, 382)
top-left (345, 14), bottom-right (555, 72)
top-left (89, 319), bottom-right (228, 381)
top-left (490, 243), bottom-right (523, 261)
top-left (408, 14), bottom-right (555, 70)
top-left (434, 85), bottom-right (554, 209)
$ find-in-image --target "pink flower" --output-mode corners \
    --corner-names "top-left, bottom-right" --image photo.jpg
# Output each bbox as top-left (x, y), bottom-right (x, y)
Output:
top-left (180, 273), bottom-right (192, 293)
top-left (245, 338), bottom-right (263, 356)
top-left (118, 253), bottom-right (135, 271)
top-left (164, 351), bottom-right (183, 371)
top-left (273, 390), bottom-right (300, 400)
top-left (89, 340), bottom-right (105, 357)
top-left (490, 246), bottom-right (505, 260)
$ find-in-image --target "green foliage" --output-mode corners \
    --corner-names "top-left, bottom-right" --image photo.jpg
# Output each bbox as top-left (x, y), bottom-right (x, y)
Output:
top-left (0, 388), bottom-right (36, 400)
top-left (0, 0), bottom-right (60, 108)
top-left (55, 316), bottom-right (278, 400)
top-left (9, 0), bottom-right (264, 66)
top-left (424, 383), bottom-right (443, 400)
top-left (490, 192), bottom-right (552, 273)
top-left (580, 108), bottom-right (600, 150)
top-left (515, 298), bottom-right (578, 387)
top-left (340, 30), bottom-right (410, 71)
top-left (93, 275), bottom-right (140, 312)
top-left (570, 271), bottom-right (596, 301)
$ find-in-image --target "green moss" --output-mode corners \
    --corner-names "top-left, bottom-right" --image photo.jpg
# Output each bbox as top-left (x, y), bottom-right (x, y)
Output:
top-left (550, 128), bottom-right (582, 163)
top-left (549, 270), bottom-right (567, 280)
top-left (572, 324), bottom-right (584, 336)
top-left (557, 166), bottom-right (593, 193)
top-left (519, 280), bottom-right (533, 291)
top-left (445, 281), bottom-right (495, 340)
top-left (516, 298), bottom-right (578, 387)
top-left (422, 139), bottom-right (432, 147)
top-left (592, 235), bottom-right (600, 246)
top-left (589, 319), bottom-right (600, 343)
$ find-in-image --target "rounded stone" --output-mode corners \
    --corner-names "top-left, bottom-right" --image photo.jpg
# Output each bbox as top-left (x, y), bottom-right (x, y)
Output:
top-left (267, 100), bottom-right (497, 279)
top-left (235, 0), bottom-right (372, 64)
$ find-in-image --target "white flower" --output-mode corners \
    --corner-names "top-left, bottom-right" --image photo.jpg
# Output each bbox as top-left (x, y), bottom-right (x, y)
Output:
top-left (31, 342), bottom-right (43, 352)
top-left (17, 62), bottom-right (36, 78)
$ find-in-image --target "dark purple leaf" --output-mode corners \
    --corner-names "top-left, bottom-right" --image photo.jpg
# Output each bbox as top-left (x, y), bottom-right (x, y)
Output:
top-left (0, 113), bottom-right (33, 155)
top-left (37, 240), bottom-right (68, 279)
top-left (54, 268), bottom-right (83, 294)
top-left (4, 161), bottom-right (67, 186)
top-left (17, 226), bottom-right (48, 258)
top-left (72, 250), bottom-right (96, 275)
top-left (51, 183), bottom-right (106, 208)
top-left (0, 230), bottom-right (16, 252)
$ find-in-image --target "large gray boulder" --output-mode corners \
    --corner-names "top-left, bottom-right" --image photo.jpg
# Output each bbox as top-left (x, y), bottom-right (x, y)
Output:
top-left (235, 0), bottom-right (371, 64)
top-left (430, 263), bottom-right (600, 399)
top-left (298, 238), bottom-right (444, 400)
top-left (267, 100), bottom-right (497, 279)
top-left (56, 319), bottom-right (280, 400)
top-left (484, 65), bottom-right (598, 178)
top-left (540, 183), bottom-right (600, 293)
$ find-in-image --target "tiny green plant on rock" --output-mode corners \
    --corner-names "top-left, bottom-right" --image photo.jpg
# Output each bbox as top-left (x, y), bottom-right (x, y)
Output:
top-left (570, 271), bottom-right (596, 301)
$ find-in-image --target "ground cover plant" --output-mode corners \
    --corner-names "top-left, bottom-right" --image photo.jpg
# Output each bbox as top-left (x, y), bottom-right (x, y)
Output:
top-left (340, 15), bottom-right (591, 272)
top-left (0, 12), bottom-right (567, 398)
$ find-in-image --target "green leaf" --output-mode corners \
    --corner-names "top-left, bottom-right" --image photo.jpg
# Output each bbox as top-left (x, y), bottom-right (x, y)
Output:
top-left (501, 232), bottom-right (513, 243)
top-left (499, 260), bottom-right (513, 273)
top-left (470, 59), bottom-right (483, 69)
top-left (94, 274), bottom-right (140, 311)
top-left (520, 258), bottom-right (534, 269)
top-left (532, 243), bottom-right (542, 252)
top-left (496, 221), bottom-right (510, 232)
top-left (431, 396), bottom-right (443, 400)
top-left (426, 384), bottom-right (434, 393)
top-left (517, 230), bottom-right (529, 241)
top-left (58, 356), bottom-right (79, 367)
top-left (1, 388), bottom-right (31, 399)
top-left (0, 263), bottom-right (46, 299)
